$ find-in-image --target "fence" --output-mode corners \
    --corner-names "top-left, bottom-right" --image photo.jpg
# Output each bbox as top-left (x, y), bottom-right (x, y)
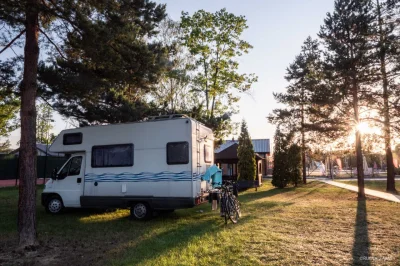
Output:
top-left (0, 156), bottom-right (68, 180)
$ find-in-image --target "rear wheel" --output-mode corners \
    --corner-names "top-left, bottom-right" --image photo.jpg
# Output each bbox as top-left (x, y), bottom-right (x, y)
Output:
top-left (45, 195), bottom-right (64, 214)
top-left (227, 196), bottom-right (240, 224)
top-left (130, 202), bottom-right (152, 220)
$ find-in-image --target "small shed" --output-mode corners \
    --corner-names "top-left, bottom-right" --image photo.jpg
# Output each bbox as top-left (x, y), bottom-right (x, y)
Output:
top-left (214, 139), bottom-right (270, 185)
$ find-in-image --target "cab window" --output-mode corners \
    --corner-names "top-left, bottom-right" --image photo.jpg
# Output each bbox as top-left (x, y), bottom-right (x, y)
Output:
top-left (58, 156), bottom-right (82, 179)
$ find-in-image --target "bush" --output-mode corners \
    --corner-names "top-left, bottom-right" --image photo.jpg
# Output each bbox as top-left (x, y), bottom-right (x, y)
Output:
top-left (272, 128), bottom-right (301, 188)
top-left (237, 120), bottom-right (256, 181)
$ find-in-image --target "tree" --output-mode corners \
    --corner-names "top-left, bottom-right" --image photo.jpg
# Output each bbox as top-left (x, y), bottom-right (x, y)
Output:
top-left (0, 0), bottom-right (167, 249)
top-left (370, 0), bottom-right (400, 192)
top-left (269, 37), bottom-right (324, 185)
top-left (319, 0), bottom-right (376, 199)
top-left (36, 102), bottom-right (54, 144)
top-left (0, 60), bottom-right (20, 151)
top-left (272, 128), bottom-right (301, 188)
top-left (237, 120), bottom-right (256, 181)
top-left (151, 17), bottom-right (197, 114)
top-left (287, 143), bottom-right (302, 187)
top-left (180, 9), bottom-right (257, 139)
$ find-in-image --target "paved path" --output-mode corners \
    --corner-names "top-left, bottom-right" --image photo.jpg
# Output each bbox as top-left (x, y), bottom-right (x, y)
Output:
top-left (318, 179), bottom-right (400, 203)
top-left (0, 179), bottom-right (49, 188)
top-left (331, 177), bottom-right (400, 181)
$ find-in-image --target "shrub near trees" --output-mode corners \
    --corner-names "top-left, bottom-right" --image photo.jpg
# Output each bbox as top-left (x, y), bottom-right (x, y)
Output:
top-left (237, 120), bottom-right (256, 181)
top-left (272, 129), bottom-right (302, 188)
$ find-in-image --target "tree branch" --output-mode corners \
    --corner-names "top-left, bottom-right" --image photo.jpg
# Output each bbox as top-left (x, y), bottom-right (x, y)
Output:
top-left (39, 28), bottom-right (67, 60)
top-left (0, 29), bottom-right (26, 55)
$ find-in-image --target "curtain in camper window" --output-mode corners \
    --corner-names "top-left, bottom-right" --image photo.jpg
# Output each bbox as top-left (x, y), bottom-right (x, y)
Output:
top-left (167, 142), bottom-right (189, 165)
top-left (92, 144), bottom-right (133, 168)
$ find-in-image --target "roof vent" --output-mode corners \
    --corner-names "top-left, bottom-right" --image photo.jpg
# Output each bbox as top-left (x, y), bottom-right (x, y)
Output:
top-left (147, 114), bottom-right (189, 121)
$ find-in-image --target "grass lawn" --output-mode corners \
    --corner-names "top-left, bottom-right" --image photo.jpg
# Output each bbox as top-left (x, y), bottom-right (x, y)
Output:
top-left (1, 182), bottom-right (399, 265)
top-left (337, 180), bottom-right (400, 194)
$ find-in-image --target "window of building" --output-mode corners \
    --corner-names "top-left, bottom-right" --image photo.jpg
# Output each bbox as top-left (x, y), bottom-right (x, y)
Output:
top-left (63, 132), bottom-right (83, 145)
top-left (204, 144), bottom-right (212, 163)
top-left (167, 142), bottom-right (189, 165)
top-left (92, 144), bottom-right (133, 168)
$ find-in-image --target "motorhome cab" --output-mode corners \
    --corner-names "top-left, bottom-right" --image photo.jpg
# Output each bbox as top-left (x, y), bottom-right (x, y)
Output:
top-left (42, 115), bottom-right (214, 219)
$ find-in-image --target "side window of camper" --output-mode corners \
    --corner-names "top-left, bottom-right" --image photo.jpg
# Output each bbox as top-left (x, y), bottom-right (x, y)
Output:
top-left (167, 142), bottom-right (189, 165)
top-left (58, 156), bottom-right (82, 179)
top-left (92, 144), bottom-right (133, 168)
top-left (204, 144), bottom-right (212, 163)
top-left (63, 133), bottom-right (83, 145)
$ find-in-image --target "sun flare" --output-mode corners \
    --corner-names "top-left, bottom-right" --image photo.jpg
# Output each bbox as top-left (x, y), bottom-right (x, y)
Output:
top-left (356, 122), bottom-right (381, 135)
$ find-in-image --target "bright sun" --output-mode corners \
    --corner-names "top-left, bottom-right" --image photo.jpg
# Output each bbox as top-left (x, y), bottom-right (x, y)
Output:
top-left (347, 122), bottom-right (382, 145)
top-left (356, 122), bottom-right (371, 134)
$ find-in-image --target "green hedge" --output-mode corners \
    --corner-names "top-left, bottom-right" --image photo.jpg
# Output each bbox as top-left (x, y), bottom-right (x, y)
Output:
top-left (0, 157), bottom-right (67, 180)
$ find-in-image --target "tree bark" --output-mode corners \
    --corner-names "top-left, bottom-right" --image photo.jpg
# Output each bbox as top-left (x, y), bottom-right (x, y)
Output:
top-left (301, 100), bottom-right (306, 184)
top-left (353, 85), bottom-right (365, 199)
top-left (18, 0), bottom-right (39, 249)
top-left (377, 0), bottom-right (396, 192)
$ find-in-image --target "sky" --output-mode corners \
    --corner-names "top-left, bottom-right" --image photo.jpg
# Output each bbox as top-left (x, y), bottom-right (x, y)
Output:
top-left (5, 0), bottom-right (335, 148)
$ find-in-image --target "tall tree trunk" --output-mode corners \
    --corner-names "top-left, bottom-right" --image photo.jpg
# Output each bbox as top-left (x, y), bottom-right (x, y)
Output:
top-left (301, 103), bottom-right (306, 184)
top-left (353, 84), bottom-right (365, 199)
top-left (377, 0), bottom-right (396, 192)
top-left (18, 0), bottom-right (39, 249)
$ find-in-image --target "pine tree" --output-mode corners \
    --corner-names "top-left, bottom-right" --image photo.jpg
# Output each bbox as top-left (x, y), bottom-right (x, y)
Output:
top-left (0, 59), bottom-right (19, 151)
top-left (370, 0), bottom-right (400, 192)
top-left (237, 120), bottom-right (256, 181)
top-left (0, 0), bottom-right (166, 249)
top-left (272, 128), bottom-right (290, 188)
top-left (319, 0), bottom-right (376, 199)
top-left (272, 128), bottom-right (302, 188)
top-left (269, 37), bottom-right (324, 185)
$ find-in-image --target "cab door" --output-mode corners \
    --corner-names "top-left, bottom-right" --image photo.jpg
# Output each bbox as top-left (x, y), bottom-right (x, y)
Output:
top-left (54, 153), bottom-right (85, 207)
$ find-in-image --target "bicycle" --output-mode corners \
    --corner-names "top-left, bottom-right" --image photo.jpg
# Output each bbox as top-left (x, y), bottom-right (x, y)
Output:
top-left (219, 180), bottom-right (241, 224)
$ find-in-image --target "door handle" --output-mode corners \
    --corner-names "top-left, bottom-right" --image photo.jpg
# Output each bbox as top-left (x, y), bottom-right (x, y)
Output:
top-left (77, 178), bottom-right (82, 184)
top-left (94, 181), bottom-right (98, 186)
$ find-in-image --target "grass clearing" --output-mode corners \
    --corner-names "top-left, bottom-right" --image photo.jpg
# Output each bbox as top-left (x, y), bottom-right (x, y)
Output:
top-left (0, 181), bottom-right (399, 265)
top-left (336, 180), bottom-right (400, 194)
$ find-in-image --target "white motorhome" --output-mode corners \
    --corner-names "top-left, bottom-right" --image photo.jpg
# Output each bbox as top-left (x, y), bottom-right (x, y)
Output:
top-left (41, 115), bottom-right (214, 219)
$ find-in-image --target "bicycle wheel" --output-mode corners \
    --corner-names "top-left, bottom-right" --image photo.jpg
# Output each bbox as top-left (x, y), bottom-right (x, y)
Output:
top-left (227, 195), bottom-right (240, 224)
top-left (222, 194), bottom-right (230, 224)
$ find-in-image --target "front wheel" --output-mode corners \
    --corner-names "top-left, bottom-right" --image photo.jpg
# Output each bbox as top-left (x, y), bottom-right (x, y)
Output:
top-left (130, 202), bottom-right (152, 220)
top-left (45, 195), bottom-right (64, 214)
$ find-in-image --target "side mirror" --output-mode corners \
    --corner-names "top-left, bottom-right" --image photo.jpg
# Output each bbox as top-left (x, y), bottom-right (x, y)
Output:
top-left (51, 168), bottom-right (58, 180)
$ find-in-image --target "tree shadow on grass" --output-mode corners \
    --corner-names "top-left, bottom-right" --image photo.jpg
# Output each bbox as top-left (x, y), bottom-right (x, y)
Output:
top-left (106, 214), bottom-right (255, 265)
top-left (240, 181), bottom-right (326, 204)
top-left (352, 199), bottom-right (370, 266)
top-left (240, 187), bottom-right (297, 203)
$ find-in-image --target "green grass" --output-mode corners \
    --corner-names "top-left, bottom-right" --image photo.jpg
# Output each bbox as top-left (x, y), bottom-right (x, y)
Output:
top-left (1, 182), bottom-right (400, 265)
top-left (337, 180), bottom-right (400, 193)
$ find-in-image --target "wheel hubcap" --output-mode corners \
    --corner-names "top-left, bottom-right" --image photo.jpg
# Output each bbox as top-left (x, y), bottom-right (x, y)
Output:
top-left (134, 203), bottom-right (147, 219)
top-left (49, 199), bottom-right (62, 213)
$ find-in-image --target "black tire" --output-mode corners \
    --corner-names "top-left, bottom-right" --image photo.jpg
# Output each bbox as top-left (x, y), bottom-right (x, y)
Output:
top-left (227, 196), bottom-right (240, 224)
top-left (130, 202), bottom-right (152, 220)
top-left (222, 195), bottom-right (229, 224)
top-left (45, 195), bottom-right (64, 214)
top-left (159, 209), bottom-right (175, 213)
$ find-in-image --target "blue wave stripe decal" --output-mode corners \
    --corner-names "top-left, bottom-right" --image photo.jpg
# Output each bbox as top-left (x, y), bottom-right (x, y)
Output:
top-left (84, 171), bottom-right (205, 182)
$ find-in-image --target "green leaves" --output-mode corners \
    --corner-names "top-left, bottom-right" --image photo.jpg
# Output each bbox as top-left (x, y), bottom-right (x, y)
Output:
top-left (272, 128), bottom-right (301, 188)
top-left (237, 120), bottom-right (256, 181)
top-left (36, 0), bottom-right (168, 125)
top-left (180, 8), bottom-right (257, 122)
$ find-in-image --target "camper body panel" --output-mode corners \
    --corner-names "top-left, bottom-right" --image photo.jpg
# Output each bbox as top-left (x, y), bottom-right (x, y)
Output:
top-left (42, 118), bottom-right (213, 210)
